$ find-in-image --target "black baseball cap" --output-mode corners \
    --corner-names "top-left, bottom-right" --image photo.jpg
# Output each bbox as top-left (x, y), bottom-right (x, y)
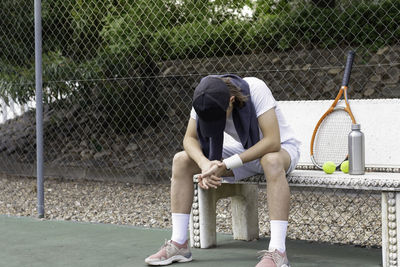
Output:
top-left (193, 76), bottom-right (230, 137)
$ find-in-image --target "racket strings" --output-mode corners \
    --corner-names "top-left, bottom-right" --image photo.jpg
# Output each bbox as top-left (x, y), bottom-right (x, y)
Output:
top-left (313, 109), bottom-right (353, 166)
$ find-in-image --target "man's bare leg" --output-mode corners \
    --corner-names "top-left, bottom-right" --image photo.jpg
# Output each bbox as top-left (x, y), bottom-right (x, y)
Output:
top-left (145, 151), bottom-right (200, 265)
top-left (260, 149), bottom-right (291, 254)
top-left (171, 151), bottom-right (201, 214)
top-left (261, 149), bottom-right (291, 220)
top-left (168, 151), bottom-right (201, 246)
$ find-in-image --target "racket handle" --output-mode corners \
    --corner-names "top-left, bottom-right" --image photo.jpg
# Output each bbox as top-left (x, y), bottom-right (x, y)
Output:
top-left (342, 51), bottom-right (355, 86)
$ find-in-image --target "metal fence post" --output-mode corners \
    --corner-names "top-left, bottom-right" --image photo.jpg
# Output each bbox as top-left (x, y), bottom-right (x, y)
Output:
top-left (34, 0), bottom-right (44, 218)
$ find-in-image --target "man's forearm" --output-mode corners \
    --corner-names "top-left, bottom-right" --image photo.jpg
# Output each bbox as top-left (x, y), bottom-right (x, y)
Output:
top-left (238, 137), bottom-right (281, 163)
top-left (183, 137), bottom-right (209, 169)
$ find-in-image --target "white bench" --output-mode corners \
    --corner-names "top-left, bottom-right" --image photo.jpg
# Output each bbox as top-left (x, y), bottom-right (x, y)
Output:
top-left (189, 99), bottom-right (400, 267)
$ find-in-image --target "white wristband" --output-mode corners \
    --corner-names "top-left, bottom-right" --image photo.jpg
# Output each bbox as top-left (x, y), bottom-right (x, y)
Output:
top-left (223, 154), bottom-right (243, 170)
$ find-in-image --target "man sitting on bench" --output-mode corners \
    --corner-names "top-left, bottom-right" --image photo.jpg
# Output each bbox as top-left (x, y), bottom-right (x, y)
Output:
top-left (145, 74), bottom-right (300, 267)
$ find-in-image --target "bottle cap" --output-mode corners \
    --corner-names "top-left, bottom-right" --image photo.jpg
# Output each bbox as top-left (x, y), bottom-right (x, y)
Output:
top-left (351, 123), bottom-right (361, 130)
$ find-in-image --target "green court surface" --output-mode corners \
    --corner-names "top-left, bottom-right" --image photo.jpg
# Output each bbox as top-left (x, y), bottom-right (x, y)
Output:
top-left (0, 215), bottom-right (381, 267)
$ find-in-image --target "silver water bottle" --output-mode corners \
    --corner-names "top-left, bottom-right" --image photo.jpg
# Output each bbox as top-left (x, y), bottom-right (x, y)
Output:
top-left (348, 124), bottom-right (365, 175)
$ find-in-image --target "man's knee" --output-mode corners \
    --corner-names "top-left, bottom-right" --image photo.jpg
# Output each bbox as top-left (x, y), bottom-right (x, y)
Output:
top-left (172, 151), bottom-right (199, 173)
top-left (171, 151), bottom-right (199, 183)
top-left (173, 151), bottom-right (191, 168)
top-left (172, 151), bottom-right (189, 165)
top-left (260, 153), bottom-right (285, 180)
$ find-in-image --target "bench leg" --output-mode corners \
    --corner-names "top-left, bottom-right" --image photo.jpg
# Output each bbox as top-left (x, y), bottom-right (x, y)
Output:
top-left (190, 183), bottom-right (259, 248)
top-left (190, 184), bottom-right (200, 248)
top-left (382, 192), bottom-right (400, 267)
top-left (231, 184), bottom-right (259, 241)
top-left (190, 184), bottom-right (218, 248)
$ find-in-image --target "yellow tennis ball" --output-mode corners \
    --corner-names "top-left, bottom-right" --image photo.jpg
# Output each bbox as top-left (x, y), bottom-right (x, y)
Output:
top-left (322, 161), bottom-right (336, 174)
top-left (340, 160), bottom-right (349, 173)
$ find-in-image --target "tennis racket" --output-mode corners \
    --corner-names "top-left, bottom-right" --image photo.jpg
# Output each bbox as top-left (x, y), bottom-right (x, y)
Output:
top-left (310, 51), bottom-right (356, 169)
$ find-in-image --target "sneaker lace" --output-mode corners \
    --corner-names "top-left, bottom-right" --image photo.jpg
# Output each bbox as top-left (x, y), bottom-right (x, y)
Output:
top-left (257, 250), bottom-right (281, 264)
top-left (159, 239), bottom-right (172, 250)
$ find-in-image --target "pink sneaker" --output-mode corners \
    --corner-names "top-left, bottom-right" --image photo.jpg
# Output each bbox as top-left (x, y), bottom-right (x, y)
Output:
top-left (255, 249), bottom-right (290, 267)
top-left (145, 240), bottom-right (192, 266)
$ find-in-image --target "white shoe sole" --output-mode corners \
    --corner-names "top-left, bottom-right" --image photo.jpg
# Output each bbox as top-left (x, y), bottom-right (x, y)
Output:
top-left (145, 255), bottom-right (193, 266)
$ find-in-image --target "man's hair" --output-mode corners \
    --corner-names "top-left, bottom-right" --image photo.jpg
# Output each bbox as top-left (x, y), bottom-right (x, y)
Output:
top-left (221, 77), bottom-right (249, 108)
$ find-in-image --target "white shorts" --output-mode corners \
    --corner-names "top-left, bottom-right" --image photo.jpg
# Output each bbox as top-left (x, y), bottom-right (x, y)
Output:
top-left (221, 134), bottom-right (300, 183)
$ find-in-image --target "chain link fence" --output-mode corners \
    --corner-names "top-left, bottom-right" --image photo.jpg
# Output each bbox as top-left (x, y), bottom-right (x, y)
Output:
top-left (1, 0), bottom-right (399, 247)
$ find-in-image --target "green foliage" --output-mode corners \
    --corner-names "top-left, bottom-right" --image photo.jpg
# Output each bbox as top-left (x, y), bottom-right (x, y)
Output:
top-left (1, 0), bottom-right (399, 133)
top-left (253, 0), bottom-right (292, 19)
top-left (0, 0), bottom-right (34, 66)
top-left (247, 0), bottom-right (400, 51)
top-left (290, 0), bottom-right (400, 49)
top-left (150, 0), bottom-right (400, 59)
top-left (0, 51), bottom-right (100, 105)
top-left (0, 62), bottom-right (35, 106)
top-left (151, 20), bottom-right (252, 60)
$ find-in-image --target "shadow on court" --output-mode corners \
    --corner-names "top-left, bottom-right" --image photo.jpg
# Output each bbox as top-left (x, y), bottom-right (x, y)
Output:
top-left (0, 215), bottom-right (381, 267)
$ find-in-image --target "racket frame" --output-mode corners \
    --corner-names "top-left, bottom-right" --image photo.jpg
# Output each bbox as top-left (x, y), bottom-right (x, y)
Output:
top-left (310, 51), bottom-right (356, 169)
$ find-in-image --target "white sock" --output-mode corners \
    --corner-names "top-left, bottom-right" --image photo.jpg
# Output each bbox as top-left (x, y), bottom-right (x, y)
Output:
top-left (268, 220), bottom-right (288, 253)
top-left (171, 213), bottom-right (190, 245)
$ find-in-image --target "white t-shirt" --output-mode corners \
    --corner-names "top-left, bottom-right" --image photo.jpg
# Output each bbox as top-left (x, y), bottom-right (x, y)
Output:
top-left (190, 77), bottom-right (299, 146)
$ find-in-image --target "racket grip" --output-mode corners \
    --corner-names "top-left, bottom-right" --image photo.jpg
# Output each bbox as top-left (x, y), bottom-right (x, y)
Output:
top-left (342, 51), bottom-right (355, 86)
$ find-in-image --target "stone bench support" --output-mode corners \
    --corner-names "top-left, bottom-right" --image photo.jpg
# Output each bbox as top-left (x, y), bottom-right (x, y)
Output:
top-left (190, 181), bottom-right (259, 248)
